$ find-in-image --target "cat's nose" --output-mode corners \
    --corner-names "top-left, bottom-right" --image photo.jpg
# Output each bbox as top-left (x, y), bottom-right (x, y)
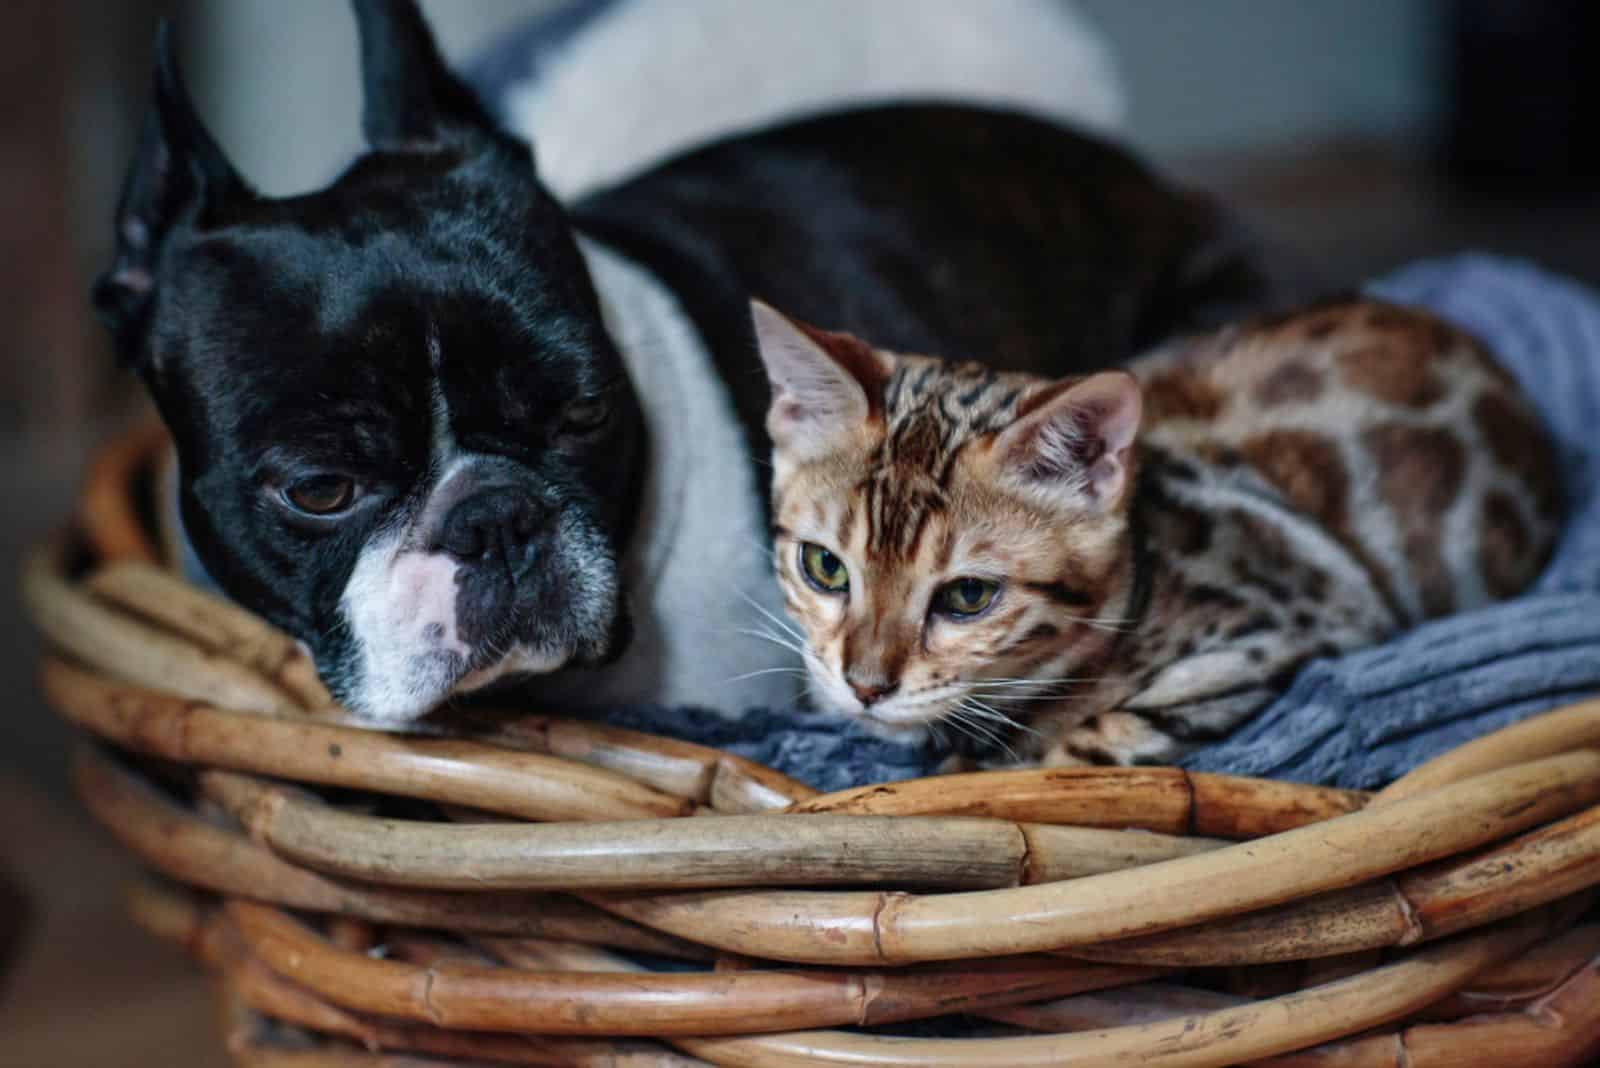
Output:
top-left (848, 678), bottom-right (899, 707)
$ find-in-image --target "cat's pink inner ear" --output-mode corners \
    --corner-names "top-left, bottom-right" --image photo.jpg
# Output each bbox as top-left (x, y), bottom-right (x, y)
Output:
top-left (750, 300), bottom-right (885, 454)
top-left (1001, 371), bottom-right (1142, 510)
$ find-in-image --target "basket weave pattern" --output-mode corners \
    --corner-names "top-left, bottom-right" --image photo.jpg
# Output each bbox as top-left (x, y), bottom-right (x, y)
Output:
top-left (24, 428), bottom-right (1600, 1067)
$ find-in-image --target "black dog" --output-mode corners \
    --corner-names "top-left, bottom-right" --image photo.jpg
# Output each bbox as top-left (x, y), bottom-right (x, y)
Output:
top-left (95, 0), bottom-right (1269, 723)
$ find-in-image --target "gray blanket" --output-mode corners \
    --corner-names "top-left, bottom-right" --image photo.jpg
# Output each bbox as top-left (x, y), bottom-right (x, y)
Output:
top-left (605, 257), bottom-right (1600, 790)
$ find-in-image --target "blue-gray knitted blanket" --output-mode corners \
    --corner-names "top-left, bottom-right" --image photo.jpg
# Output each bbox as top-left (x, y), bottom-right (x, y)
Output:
top-left (597, 257), bottom-right (1600, 791)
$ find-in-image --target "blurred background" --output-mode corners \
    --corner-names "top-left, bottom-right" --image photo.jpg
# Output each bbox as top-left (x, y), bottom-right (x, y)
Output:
top-left (4, 1), bottom-right (1600, 1063)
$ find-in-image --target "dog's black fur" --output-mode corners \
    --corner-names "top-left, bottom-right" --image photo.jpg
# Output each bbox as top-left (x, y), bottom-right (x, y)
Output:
top-left (93, 0), bottom-right (1270, 719)
top-left (577, 105), bottom-right (1266, 481)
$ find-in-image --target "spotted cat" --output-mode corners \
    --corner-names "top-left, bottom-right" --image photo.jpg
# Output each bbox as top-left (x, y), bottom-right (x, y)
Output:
top-left (753, 297), bottom-right (1561, 765)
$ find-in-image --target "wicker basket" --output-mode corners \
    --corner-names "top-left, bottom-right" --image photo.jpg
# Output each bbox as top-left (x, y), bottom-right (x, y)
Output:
top-left (23, 426), bottom-right (1600, 1068)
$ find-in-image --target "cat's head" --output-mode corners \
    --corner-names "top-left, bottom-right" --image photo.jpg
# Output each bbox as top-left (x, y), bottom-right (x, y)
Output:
top-left (752, 301), bottom-right (1143, 749)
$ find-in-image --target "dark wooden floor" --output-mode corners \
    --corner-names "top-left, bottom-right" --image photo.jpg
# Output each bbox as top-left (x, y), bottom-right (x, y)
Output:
top-left (0, 776), bottom-right (225, 1066)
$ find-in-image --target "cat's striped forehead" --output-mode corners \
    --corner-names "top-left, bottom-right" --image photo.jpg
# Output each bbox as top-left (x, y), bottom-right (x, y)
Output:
top-left (858, 356), bottom-right (1039, 558)
top-left (882, 356), bottom-right (1034, 439)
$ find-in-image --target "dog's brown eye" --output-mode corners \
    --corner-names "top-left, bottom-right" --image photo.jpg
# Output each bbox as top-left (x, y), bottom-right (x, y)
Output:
top-left (283, 475), bottom-right (357, 516)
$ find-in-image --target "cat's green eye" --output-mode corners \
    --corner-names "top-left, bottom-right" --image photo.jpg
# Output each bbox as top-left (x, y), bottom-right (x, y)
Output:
top-left (800, 543), bottom-right (850, 593)
top-left (934, 577), bottom-right (1000, 618)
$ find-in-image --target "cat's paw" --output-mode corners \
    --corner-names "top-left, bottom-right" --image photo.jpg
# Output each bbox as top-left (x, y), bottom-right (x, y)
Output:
top-left (1039, 744), bottom-right (1094, 768)
top-left (1047, 710), bottom-right (1171, 766)
top-left (934, 752), bottom-right (978, 775)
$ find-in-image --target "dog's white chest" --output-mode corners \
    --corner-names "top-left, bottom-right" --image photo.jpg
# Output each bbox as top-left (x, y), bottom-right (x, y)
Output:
top-left (544, 240), bottom-right (801, 712)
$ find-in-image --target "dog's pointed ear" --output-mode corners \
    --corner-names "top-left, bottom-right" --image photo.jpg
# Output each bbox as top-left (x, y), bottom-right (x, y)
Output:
top-left (93, 20), bottom-right (248, 365)
top-left (352, 0), bottom-right (495, 149)
top-left (751, 300), bottom-right (891, 460)
top-left (994, 371), bottom-right (1142, 512)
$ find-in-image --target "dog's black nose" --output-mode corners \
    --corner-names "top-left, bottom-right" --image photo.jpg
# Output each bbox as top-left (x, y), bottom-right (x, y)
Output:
top-left (437, 489), bottom-right (546, 571)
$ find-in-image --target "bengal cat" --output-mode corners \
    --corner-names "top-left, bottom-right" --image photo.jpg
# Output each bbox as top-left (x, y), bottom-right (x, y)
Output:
top-left (752, 297), bottom-right (1562, 766)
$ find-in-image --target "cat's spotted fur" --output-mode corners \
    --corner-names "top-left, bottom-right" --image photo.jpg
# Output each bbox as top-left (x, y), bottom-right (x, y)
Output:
top-left (754, 298), bottom-right (1561, 766)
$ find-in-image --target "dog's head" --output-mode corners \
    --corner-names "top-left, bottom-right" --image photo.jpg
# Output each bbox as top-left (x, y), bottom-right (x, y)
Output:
top-left (94, 0), bottom-right (646, 723)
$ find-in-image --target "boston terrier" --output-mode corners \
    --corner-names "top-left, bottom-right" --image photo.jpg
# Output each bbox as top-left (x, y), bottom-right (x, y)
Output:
top-left (94, 0), bottom-right (1272, 725)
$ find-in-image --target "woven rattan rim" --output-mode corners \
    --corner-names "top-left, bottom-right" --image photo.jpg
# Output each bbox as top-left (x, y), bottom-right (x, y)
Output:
top-left (25, 426), bottom-right (1600, 1066)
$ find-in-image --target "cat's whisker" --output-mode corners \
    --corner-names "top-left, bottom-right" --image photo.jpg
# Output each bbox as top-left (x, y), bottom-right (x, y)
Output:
top-left (966, 677), bottom-right (1098, 703)
top-left (949, 718), bottom-right (1005, 754)
top-left (970, 671), bottom-right (1088, 684)
top-left (979, 687), bottom-right (1094, 703)
top-left (733, 625), bottom-right (809, 658)
top-left (745, 625), bottom-right (804, 649)
top-left (968, 676), bottom-right (1090, 691)
top-left (741, 533), bottom-right (779, 564)
top-left (958, 696), bottom-right (1041, 738)
top-left (943, 707), bottom-right (997, 744)
top-left (740, 608), bottom-right (805, 647)
top-left (731, 586), bottom-right (806, 643)
top-left (955, 705), bottom-right (1036, 754)
top-left (1062, 614), bottom-right (1140, 634)
top-left (719, 665), bottom-right (811, 686)
top-left (734, 634), bottom-right (802, 660)
top-left (947, 705), bottom-right (1022, 762)
top-left (967, 683), bottom-right (1081, 697)
top-left (972, 671), bottom-right (1102, 687)
top-left (967, 686), bottom-right (1093, 703)
top-left (956, 697), bottom-right (1019, 733)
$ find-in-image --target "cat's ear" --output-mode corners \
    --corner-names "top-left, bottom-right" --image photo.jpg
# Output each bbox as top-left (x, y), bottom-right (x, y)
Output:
top-left (994, 371), bottom-right (1142, 511)
top-left (351, 0), bottom-right (497, 150)
top-left (751, 300), bottom-right (890, 459)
